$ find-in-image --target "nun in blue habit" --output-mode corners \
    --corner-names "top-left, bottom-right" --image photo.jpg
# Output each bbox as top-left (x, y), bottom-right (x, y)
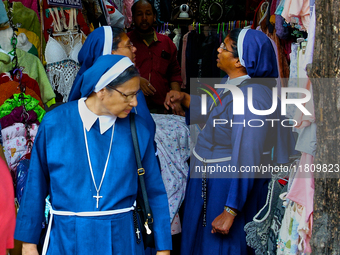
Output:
top-left (164, 29), bottom-right (296, 254)
top-left (14, 55), bottom-right (172, 255)
top-left (68, 26), bottom-right (155, 138)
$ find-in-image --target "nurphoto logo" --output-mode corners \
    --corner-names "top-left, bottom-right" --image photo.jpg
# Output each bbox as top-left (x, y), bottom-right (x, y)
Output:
top-left (201, 84), bottom-right (311, 116)
top-left (199, 82), bottom-right (311, 128)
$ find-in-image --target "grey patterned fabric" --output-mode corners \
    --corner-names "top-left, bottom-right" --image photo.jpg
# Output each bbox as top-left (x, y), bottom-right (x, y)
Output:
top-left (244, 177), bottom-right (287, 255)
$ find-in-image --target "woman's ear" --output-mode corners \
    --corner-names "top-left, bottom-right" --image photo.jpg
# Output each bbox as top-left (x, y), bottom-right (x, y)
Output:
top-left (235, 59), bottom-right (243, 68)
top-left (96, 88), bottom-right (106, 100)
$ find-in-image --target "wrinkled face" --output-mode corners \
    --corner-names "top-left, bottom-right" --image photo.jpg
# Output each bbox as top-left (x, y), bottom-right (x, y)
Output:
top-left (112, 33), bottom-right (137, 63)
top-left (216, 36), bottom-right (239, 74)
top-left (133, 1), bottom-right (156, 33)
top-left (99, 77), bottom-right (140, 118)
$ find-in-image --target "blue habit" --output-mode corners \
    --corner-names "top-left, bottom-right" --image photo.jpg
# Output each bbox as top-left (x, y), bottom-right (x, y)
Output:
top-left (14, 101), bottom-right (171, 254)
top-left (180, 29), bottom-right (296, 255)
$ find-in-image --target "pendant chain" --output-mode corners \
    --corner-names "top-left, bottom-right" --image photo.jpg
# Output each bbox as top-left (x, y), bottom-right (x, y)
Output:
top-left (83, 125), bottom-right (114, 208)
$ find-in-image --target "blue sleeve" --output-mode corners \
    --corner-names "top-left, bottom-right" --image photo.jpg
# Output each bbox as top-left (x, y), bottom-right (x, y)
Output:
top-left (14, 122), bottom-right (49, 244)
top-left (225, 89), bottom-right (270, 211)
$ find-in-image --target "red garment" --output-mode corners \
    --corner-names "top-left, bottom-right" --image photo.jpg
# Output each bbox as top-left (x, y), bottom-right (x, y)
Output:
top-left (127, 29), bottom-right (182, 107)
top-left (251, 0), bottom-right (266, 29)
top-left (0, 158), bottom-right (16, 252)
top-left (0, 72), bottom-right (42, 98)
top-left (248, 0), bottom-right (266, 24)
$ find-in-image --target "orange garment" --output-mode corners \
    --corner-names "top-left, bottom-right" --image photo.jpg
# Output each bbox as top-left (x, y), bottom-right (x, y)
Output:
top-left (0, 81), bottom-right (44, 108)
top-left (0, 72), bottom-right (42, 98)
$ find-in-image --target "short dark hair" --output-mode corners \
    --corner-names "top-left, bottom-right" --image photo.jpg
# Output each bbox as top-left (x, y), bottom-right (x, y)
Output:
top-left (228, 28), bottom-right (242, 58)
top-left (106, 65), bottom-right (140, 90)
top-left (131, 0), bottom-right (156, 16)
top-left (111, 27), bottom-right (125, 51)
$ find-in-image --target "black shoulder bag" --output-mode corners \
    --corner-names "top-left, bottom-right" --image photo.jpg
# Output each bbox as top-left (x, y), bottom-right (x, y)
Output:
top-left (130, 113), bottom-right (155, 249)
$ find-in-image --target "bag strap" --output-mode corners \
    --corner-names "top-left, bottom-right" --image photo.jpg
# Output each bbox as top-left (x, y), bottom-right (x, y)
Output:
top-left (130, 113), bottom-right (153, 224)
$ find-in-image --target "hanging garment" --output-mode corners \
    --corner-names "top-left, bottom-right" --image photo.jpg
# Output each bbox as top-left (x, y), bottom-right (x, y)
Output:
top-left (0, 72), bottom-right (41, 98)
top-left (244, 177), bottom-right (288, 255)
top-left (0, 49), bottom-right (55, 104)
top-left (0, 94), bottom-right (45, 122)
top-left (0, 81), bottom-right (43, 108)
top-left (3, 1), bottom-right (45, 51)
top-left (172, 28), bottom-right (181, 50)
top-left (180, 30), bottom-right (190, 89)
top-left (105, 0), bottom-right (125, 28)
top-left (1, 123), bottom-right (38, 167)
top-left (122, 0), bottom-right (133, 27)
top-left (276, 199), bottom-right (311, 254)
top-left (13, 0), bottom-right (40, 20)
top-left (0, 27), bottom-right (37, 57)
top-left (45, 33), bottom-right (83, 102)
top-left (15, 158), bottom-right (30, 205)
top-left (0, 1), bottom-right (8, 24)
top-left (285, 153), bottom-right (314, 253)
top-left (17, 27), bottom-right (44, 61)
top-left (1, 122), bottom-right (39, 141)
top-left (151, 113), bottom-right (190, 223)
top-left (281, 0), bottom-right (310, 32)
top-left (42, 3), bottom-right (90, 42)
top-left (0, 157), bottom-right (16, 251)
top-left (0, 106), bottom-right (39, 129)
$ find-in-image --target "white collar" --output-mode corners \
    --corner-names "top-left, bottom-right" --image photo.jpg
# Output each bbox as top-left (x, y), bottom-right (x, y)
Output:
top-left (226, 75), bottom-right (251, 85)
top-left (78, 98), bottom-right (117, 135)
top-left (223, 75), bottom-right (251, 93)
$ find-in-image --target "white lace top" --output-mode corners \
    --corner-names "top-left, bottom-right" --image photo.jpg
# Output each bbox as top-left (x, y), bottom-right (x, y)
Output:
top-left (44, 8), bottom-right (85, 102)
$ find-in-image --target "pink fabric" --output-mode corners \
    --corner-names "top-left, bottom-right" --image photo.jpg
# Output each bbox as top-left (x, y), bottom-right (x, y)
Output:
top-left (171, 213), bottom-right (181, 235)
top-left (286, 153), bottom-right (314, 220)
top-left (286, 152), bottom-right (314, 253)
top-left (281, 0), bottom-right (310, 31)
top-left (1, 123), bottom-right (39, 141)
top-left (0, 157), bottom-right (16, 252)
top-left (181, 32), bottom-right (189, 88)
top-left (123, 0), bottom-right (134, 28)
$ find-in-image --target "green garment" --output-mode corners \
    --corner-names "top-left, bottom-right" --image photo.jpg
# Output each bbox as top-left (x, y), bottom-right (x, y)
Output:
top-left (28, 44), bottom-right (39, 57)
top-left (4, 1), bottom-right (46, 53)
top-left (0, 49), bottom-right (55, 103)
top-left (0, 94), bottom-right (45, 123)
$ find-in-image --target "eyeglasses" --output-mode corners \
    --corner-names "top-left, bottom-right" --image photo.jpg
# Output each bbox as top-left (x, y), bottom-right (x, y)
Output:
top-left (118, 42), bottom-right (134, 50)
top-left (219, 42), bottom-right (233, 53)
top-left (111, 87), bottom-right (140, 102)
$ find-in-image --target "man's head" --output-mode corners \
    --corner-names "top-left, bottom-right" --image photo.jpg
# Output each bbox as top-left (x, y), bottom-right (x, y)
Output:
top-left (132, 0), bottom-right (156, 34)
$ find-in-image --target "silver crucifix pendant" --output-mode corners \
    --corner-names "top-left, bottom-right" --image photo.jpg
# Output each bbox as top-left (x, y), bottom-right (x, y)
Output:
top-left (136, 228), bottom-right (140, 239)
top-left (93, 192), bottom-right (103, 208)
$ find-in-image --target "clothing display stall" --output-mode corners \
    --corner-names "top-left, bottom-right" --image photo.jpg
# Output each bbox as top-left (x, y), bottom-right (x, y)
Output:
top-left (0, 0), bottom-right (316, 254)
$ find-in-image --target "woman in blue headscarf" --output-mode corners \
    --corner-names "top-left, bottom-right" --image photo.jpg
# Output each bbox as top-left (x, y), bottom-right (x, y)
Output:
top-left (14, 55), bottom-right (171, 255)
top-left (68, 26), bottom-right (155, 137)
top-left (164, 29), bottom-right (295, 254)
